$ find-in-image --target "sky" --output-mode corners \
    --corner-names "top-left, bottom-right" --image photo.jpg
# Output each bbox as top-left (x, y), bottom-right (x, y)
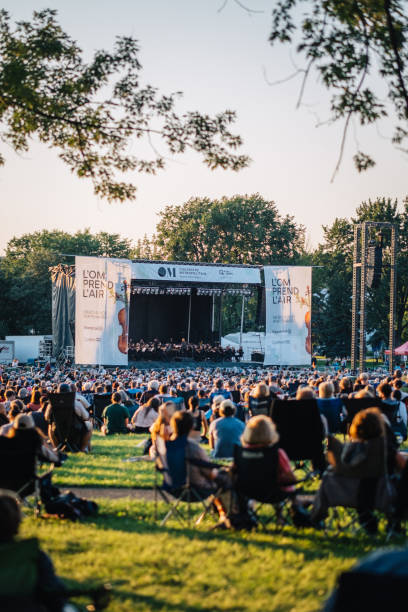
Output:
top-left (0, 0), bottom-right (407, 254)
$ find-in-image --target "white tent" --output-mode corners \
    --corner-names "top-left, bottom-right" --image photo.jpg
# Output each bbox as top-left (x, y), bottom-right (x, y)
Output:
top-left (221, 332), bottom-right (265, 362)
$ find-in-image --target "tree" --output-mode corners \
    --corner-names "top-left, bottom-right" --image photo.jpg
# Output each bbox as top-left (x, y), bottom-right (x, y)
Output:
top-left (269, 0), bottom-right (408, 177)
top-left (312, 197), bottom-right (408, 355)
top-left (0, 229), bottom-right (133, 335)
top-left (153, 194), bottom-right (305, 264)
top-left (153, 193), bottom-right (306, 336)
top-left (0, 9), bottom-right (249, 201)
top-left (312, 219), bottom-right (354, 356)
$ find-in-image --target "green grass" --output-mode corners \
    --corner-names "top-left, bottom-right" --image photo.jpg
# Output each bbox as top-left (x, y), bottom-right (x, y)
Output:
top-left (21, 498), bottom-right (387, 612)
top-left (22, 434), bottom-right (407, 611)
top-left (51, 432), bottom-right (156, 488)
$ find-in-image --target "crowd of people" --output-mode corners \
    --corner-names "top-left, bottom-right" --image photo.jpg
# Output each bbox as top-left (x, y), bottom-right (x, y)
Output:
top-left (127, 338), bottom-right (243, 362)
top-left (1, 360), bottom-right (408, 609)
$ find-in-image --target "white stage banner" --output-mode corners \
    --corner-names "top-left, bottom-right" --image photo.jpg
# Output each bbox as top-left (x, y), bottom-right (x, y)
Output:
top-left (0, 341), bottom-right (14, 363)
top-left (264, 266), bottom-right (312, 366)
top-left (132, 261), bottom-right (261, 284)
top-left (75, 256), bottom-right (131, 365)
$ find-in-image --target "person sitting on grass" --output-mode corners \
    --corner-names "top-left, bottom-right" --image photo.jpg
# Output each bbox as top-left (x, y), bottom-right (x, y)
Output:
top-left (295, 386), bottom-right (316, 400)
top-left (187, 395), bottom-right (208, 443)
top-left (0, 401), bottom-right (23, 437)
top-left (130, 396), bottom-right (160, 434)
top-left (101, 392), bottom-right (130, 435)
top-left (205, 394), bottom-right (225, 423)
top-left (209, 399), bottom-right (245, 459)
top-left (149, 401), bottom-right (177, 458)
top-left (0, 489), bottom-right (68, 612)
top-left (0, 404), bottom-right (8, 427)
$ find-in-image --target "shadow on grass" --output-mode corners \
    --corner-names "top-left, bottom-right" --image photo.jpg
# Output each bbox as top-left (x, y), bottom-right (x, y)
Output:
top-left (113, 590), bottom-right (246, 612)
top-left (81, 502), bottom-right (378, 562)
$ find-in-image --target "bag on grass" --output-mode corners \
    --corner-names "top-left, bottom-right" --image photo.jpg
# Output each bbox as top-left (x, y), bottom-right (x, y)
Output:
top-left (40, 474), bottom-right (98, 521)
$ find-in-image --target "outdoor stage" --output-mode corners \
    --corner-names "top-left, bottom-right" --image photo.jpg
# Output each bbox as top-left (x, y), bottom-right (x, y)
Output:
top-left (51, 258), bottom-right (262, 366)
top-left (52, 257), bottom-right (312, 367)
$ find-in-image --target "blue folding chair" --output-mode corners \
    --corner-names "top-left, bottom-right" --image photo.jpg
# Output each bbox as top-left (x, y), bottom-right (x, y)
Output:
top-left (154, 436), bottom-right (221, 526)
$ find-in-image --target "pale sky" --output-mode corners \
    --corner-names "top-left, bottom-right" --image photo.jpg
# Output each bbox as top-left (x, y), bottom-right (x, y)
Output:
top-left (0, 0), bottom-right (407, 254)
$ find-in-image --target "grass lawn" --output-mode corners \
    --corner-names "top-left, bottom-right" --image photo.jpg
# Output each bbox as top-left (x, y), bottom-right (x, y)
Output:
top-left (51, 432), bottom-right (155, 488)
top-left (22, 433), bottom-right (406, 611)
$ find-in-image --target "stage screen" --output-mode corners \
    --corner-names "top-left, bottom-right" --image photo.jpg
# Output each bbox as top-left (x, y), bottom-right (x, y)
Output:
top-left (129, 293), bottom-right (212, 343)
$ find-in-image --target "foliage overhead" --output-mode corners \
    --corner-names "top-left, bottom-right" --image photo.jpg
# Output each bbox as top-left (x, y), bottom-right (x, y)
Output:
top-left (269, 0), bottom-right (408, 177)
top-left (0, 9), bottom-right (249, 201)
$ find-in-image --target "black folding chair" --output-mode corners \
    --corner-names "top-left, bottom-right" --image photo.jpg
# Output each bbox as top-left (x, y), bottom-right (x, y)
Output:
top-left (271, 399), bottom-right (326, 475)
top-left (343, 397), bottom-right (383, 429)
top-left (0, 435), bottom-right (51, 517)
top-left (233, 444), bottom-right (311, 529)
top-left (248, 395), bottom-right (272, 418)
top-left (46, 392), bottom-right (80, 452)
top-left (91, 394), bottom-right (112, 429)
top-left (154, 436), bottom-right (222, 527)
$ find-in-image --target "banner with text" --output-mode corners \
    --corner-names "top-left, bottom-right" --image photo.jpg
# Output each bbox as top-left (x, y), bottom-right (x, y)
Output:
top-left (264, 266), bottom-right (312, 366)
top-left (132, 261), bottom-right (261, 284)
top-left (75, 256), bottom-right (131, 365)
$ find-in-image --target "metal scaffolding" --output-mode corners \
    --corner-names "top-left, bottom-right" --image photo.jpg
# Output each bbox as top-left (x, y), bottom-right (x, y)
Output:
top-left (350, 221), bottom-right (398, 374)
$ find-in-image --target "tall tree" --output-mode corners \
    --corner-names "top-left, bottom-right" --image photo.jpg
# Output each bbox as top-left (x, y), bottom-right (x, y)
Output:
top-left (0, 229), bottom-right (133, 335)
top-left (154, 194), bottom-right (305, 264)
top-left (312, 219), bottom-right (354, 356)
top-left (269, 0), bottom-right (408, 176)
top-left (153, 194), bottom-right (306, 336)
top-left (0, 9), bottom-right (248, 201)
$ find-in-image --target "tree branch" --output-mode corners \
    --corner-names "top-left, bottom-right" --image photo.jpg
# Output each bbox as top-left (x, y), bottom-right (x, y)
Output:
top-left (384, 0), bottom-right (408, 118)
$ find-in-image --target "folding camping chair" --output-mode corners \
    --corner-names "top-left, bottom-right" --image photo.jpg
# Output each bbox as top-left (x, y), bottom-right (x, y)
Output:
top-left (312, 462), bottom-right (396, 537)
top-left (248, 395), bottom-right (272, 418)
top-left (154, 436), bottom-right (222, 527)
top-left (316, 398), bottom-right (346, 434)
top-left (45, 392), bottom-right (80, 452)
top-left (343, 397), bottom-right (383, 431)
top-left (271, 399), bottom-right (326, 476)
top-left (0, 435), bottom-right (53, 517)
top-left (91, 394), bottom-right (112, 429)
top-left (232, 444), bottom-right (312, 529)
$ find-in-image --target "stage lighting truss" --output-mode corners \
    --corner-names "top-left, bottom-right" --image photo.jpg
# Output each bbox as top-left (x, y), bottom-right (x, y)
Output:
top-left (131, 286), bottom-right (253, 297)
top-left (196, 288), bottom-right (253, 297)
top-left (131, 286), bottom-right (192, 296)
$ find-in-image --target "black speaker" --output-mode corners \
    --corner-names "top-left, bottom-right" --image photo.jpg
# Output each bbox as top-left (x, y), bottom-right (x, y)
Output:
top-left (367, 245), bottom-right (382, 288)
top-left (255, 287), bottom-right (266, 326)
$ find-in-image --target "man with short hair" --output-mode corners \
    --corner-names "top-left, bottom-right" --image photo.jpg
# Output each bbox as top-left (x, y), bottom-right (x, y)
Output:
top-left (102, 392), bottom-right (130, 435)
top-left (209, 379), bottom-right (231, 403)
